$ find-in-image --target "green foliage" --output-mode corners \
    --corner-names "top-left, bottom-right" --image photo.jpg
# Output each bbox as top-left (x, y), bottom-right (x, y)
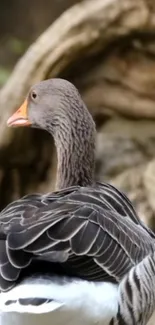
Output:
top-left (7, 38), bottom-right (26, 55)
top-left (0, 38), bottom-right (28, 87)
top-left (0, 66), bottom-right (10, 86)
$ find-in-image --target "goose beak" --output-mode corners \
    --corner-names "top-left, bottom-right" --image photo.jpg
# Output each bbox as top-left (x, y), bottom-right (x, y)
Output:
top-left (7, 99), bottom-right (31, 127)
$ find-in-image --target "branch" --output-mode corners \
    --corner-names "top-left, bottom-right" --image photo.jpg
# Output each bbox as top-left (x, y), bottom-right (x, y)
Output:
top-left (0, 0), bottom-right (152, 147)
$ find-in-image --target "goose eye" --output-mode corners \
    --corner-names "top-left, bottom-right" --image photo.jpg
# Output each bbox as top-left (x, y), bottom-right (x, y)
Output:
top-left (31, 91), bottom-right (37, 100)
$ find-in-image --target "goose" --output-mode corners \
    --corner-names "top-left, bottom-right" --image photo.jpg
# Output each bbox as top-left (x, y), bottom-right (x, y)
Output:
top-left (0, 78), bottom-right (155, 325)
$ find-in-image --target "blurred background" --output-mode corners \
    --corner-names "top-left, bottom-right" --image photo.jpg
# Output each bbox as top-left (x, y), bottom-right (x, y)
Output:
top-left (1, 0), bottom-right (155, 234)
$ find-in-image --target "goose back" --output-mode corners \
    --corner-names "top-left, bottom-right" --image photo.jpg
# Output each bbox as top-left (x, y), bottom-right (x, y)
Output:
top-left (0, 182), bottom-right (154, 292)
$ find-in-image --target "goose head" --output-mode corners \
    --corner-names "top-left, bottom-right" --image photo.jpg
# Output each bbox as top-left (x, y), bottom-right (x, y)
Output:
top-left (7, 78), bottom-right (96, 189)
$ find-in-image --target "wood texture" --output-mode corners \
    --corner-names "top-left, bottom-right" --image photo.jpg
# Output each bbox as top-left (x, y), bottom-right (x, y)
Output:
top-left (1, 0), bottom-right (155, 224)
top-left (0, 0), bottom-right (153, 147)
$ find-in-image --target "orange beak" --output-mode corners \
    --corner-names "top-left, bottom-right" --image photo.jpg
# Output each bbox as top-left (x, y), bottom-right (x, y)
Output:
top-left (7, 99), bottom-right (31, 127)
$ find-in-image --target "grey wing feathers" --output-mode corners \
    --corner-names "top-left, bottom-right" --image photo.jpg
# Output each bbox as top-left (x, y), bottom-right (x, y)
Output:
top-left (0, 183), bottom-right (154, 292)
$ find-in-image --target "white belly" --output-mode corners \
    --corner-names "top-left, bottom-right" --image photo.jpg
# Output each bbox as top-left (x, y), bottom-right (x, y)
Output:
top-left (0, 276), bottom-right (119, 325)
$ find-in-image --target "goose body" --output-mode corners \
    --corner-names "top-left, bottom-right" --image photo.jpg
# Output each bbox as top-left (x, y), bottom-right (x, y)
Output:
top-left (0, 184), bottom-right (155, 325)
top-left (1, 78), bottom-right (155, 325)
top-left (0, 277), bottom-right (118, 325)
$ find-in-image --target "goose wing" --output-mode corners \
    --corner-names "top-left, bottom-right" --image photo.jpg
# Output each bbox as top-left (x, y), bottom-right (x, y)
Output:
top-left (0, 185), bottom-right (154, 292)
top-left (96, 182), bottom-right (155, 238)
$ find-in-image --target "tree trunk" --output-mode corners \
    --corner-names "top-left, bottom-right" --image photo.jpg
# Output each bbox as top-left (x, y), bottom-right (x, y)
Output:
top-left (1, 0), bottom-right (155, 232)
top-left (0, 0), bottom-right (154, 146)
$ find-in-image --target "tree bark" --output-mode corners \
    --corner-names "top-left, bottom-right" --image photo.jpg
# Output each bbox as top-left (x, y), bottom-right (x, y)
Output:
top-left (0, 0), bottom-right (153, 147)
top-left (1, 0), bottom-right (155, 219)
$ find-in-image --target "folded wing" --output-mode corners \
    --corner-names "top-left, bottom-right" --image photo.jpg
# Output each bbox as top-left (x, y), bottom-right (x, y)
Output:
top-left (0, 185), bottom-right (154, 292)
